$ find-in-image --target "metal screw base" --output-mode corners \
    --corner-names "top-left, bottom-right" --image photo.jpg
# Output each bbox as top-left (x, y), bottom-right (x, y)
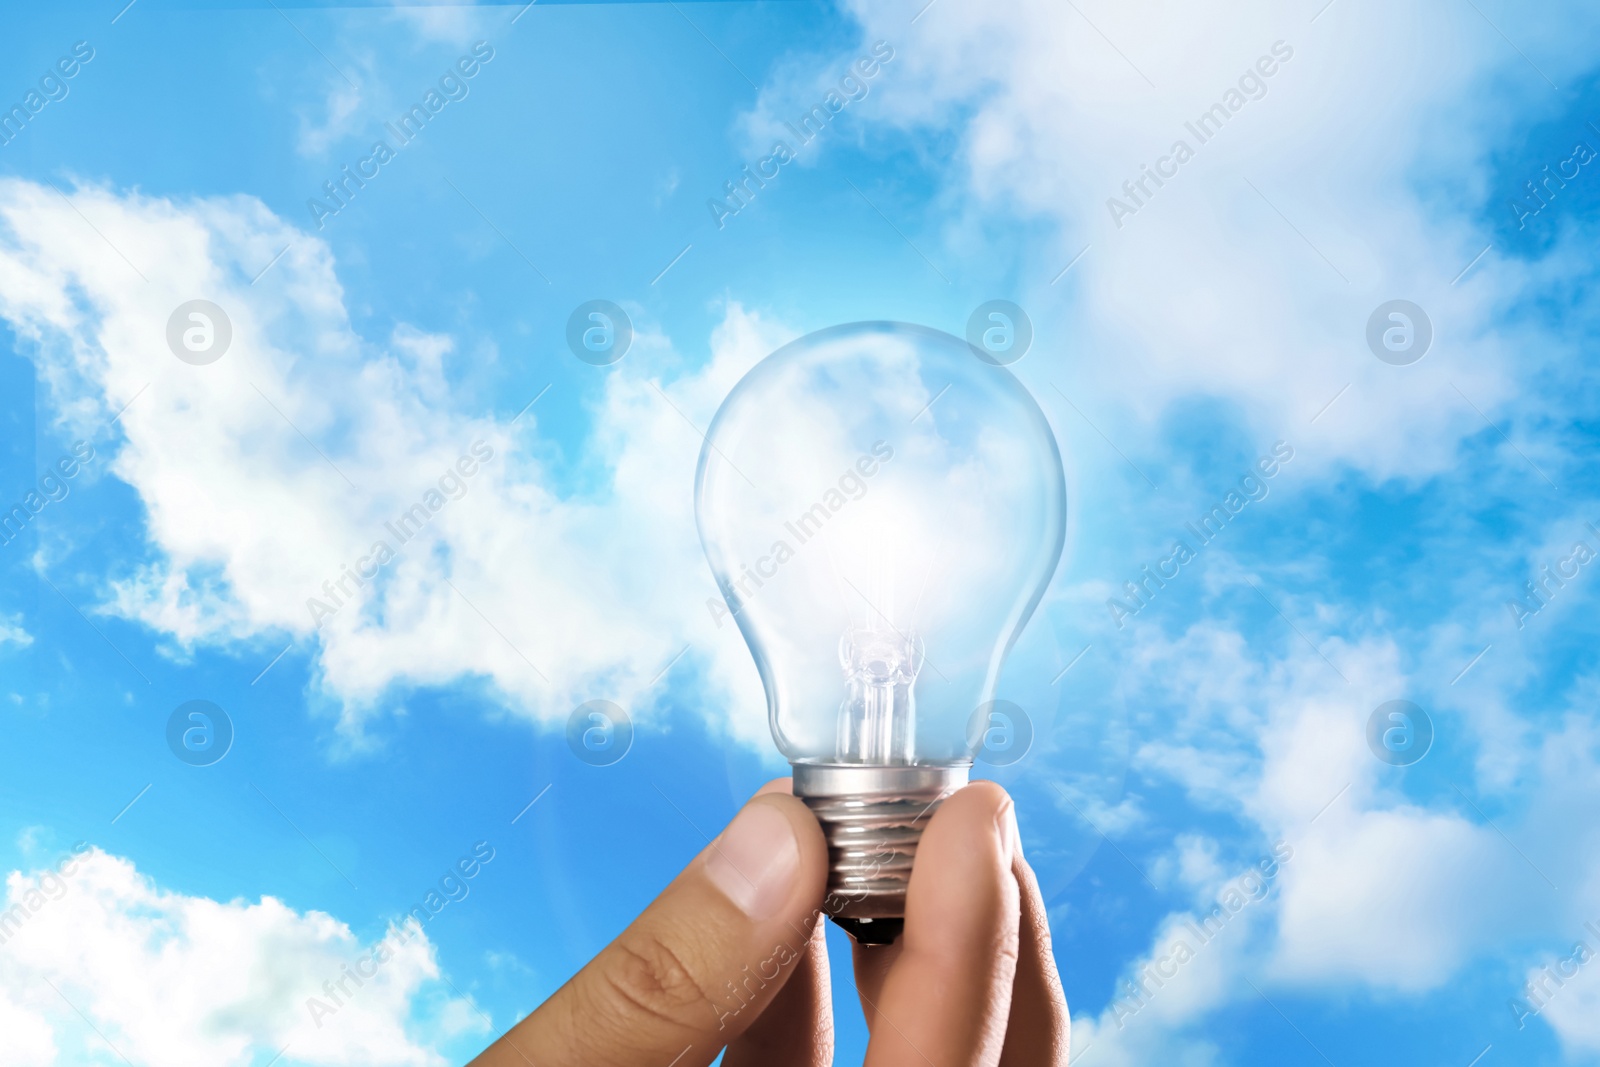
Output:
top-left (792, 763), bottom-right (969, 925)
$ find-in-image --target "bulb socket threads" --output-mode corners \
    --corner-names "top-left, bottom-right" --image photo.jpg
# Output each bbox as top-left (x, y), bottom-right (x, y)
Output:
top-left (792, 763), bottom-right (969, 933)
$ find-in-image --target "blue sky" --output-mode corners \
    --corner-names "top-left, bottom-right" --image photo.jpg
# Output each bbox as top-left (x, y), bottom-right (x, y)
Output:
top-left (1, 0), bottom-right (1598, 1064)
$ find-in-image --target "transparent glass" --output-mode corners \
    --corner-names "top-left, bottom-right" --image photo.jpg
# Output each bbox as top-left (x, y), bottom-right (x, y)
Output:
top-left (695, 322), bottom-right (1067, 766)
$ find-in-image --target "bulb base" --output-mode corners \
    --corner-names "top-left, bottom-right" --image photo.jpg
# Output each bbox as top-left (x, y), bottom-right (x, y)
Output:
top-left (792, 763), bottom-right (969, 932)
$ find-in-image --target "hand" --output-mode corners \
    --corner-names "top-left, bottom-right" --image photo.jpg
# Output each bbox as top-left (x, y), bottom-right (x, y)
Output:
top-left (469, 778), bottom-right (1069, 1067)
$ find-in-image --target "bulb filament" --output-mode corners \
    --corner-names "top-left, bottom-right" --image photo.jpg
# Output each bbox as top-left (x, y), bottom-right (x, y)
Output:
top-left (836, 626), bottom-right (923, 763)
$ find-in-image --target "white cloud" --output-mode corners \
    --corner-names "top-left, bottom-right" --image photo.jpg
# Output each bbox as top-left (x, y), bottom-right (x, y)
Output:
top-left (0, 178), bottom-right (787, 744)
top-left (0, 613), bottom-right (31, 648)
top-left (0, 847), bottom-right (478, 1067)
top-left (1058, 610), bottom-right (1600, 1054)
top-left (814, 0), bottom-right (1599, 482)
top-left (1269, 805), bottom-right (1509, 990)
top-left (296, 78), bottom-right (365, 158)
top-left (1531, 936), bottom-right (1600, 1056)
top-left (1067, 896), bottom-right (1277, 1067)
top-left (384, 1), bottom-right (496, 49)
top-left (1149, 623), bottom-right (1530, 989)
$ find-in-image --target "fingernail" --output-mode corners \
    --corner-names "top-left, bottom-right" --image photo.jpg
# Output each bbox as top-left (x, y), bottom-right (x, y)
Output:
top-left (705, 801), bottom-right (800, 921)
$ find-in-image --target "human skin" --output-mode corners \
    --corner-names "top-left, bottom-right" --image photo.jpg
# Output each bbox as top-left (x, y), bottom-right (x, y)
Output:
top-left (469, 778), bottom-right (1069, 1067)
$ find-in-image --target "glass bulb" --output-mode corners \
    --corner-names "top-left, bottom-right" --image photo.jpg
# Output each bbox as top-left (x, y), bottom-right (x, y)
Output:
top-left (695, 322), bottom-right (1066, 936)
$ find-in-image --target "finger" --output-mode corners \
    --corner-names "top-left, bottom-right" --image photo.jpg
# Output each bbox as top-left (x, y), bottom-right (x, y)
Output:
top-left (724, 776), bottom-right (835, 1067)
top-left (849, 926), bottom-right (902, 1019)
top-left (860, 780), bottom-right (1021, 1067)
top-left (470, 786), bottom-right (828, 1067)
top-left (723, 909), bottom-right (833, 1067)
top-left (998, 846), bottom-right (1070, 1067)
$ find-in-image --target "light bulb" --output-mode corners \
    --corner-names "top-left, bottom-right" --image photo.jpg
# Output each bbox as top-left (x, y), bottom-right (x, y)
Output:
top-left (695, 321), bottom-right (1066, 941)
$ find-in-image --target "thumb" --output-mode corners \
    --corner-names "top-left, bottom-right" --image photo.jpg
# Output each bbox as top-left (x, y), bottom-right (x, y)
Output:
top-left (475, 787), bottom-right (828, 1067)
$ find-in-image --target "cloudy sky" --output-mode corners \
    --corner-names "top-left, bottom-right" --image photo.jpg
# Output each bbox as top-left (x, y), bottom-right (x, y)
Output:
top-left (1, 0), bottom-right (1598, 1063)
